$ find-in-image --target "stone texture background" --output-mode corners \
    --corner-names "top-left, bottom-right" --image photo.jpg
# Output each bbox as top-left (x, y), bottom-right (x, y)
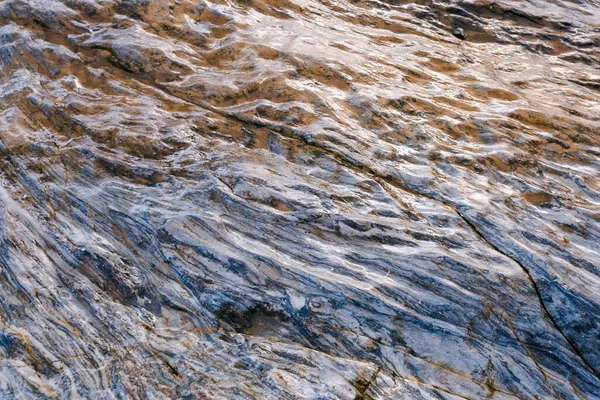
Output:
top-left (0, 0), bottom-right (599, 398)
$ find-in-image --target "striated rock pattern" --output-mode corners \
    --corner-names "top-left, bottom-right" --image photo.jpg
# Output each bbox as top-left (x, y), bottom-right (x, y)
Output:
top-left (0, 0), bottom-right (600, 398)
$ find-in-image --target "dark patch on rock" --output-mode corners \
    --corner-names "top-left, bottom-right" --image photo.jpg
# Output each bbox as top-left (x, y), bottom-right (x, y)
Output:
top-left (215, 302), bottom-right (290, 333)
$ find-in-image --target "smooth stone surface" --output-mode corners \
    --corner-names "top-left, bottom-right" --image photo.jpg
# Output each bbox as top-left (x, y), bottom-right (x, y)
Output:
top-left (452, 28), bottom-right (467, 40)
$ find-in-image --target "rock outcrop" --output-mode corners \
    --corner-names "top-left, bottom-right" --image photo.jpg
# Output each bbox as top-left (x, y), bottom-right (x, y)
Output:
top-left (0, 0), bottom-right (599, 398)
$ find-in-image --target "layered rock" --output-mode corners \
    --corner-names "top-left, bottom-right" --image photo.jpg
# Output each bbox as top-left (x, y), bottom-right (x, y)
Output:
top-left (0, 0), bottom-right (599, 398)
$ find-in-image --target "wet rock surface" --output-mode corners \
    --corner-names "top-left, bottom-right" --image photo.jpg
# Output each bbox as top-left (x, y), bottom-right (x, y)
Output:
top-left (0, 0), bottom-right (599, 398)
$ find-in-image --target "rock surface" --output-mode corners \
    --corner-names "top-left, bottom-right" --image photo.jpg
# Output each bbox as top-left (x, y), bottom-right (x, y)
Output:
top-left (0, 0), bottom-right (599, 399)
